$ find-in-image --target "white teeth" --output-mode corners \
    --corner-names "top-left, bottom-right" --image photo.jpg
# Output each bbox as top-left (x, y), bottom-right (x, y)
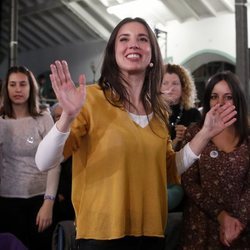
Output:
top-left (127, 54), bottom-right (140, 58)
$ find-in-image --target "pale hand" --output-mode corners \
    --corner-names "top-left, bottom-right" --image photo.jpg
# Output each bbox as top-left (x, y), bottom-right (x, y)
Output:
top-left (172, 125), bottom-right (187, 149)
top-left (218, 210), bottom-right (245, 246)
top-left (50, 60), bottom-right (86, 120)
top-left (36, 200), bottom-right (54, 232)
top-left (175, 124), bottom-right (187, 142)
top-left (202, 103), bottom-right (237, 139)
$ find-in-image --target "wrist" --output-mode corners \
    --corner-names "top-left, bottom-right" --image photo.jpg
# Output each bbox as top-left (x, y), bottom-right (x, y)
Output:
top-left (198, 127), bottom-right (211, 142)
top-left (44, 194), bottom-right (56, 201)
top-left (56, 112), bottom-right (75, 133)
top-left (217, 210), bottom-right (227, 224)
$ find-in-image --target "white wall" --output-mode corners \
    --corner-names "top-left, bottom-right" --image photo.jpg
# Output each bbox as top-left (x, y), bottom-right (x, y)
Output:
top-left (1, 10), bottom-right (250, 80)
top-left (165, 7), bottom-right (250, 69)
top-left (165, 13), bottom-right (236, 69)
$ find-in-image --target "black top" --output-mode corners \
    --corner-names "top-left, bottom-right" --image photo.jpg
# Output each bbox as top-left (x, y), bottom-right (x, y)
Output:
top-left (54, 157), bottom-right (75, 223)
top-left (169, 104), bottom-right (201, 140)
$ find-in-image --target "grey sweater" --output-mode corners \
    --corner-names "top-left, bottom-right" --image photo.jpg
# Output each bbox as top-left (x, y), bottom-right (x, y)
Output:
top-left (0, 112), bottom-right (60, 198)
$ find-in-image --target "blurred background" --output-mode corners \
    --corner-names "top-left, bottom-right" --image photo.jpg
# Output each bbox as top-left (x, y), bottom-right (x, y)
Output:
top-left (0, 0), bottom-right (249, 107)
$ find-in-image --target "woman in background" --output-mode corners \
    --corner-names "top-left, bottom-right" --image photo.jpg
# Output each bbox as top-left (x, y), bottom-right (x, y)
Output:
top-left (161, 64), bottom-right (202, 249)
top-left (161, 63), bottom-right (201, 151)
top-left (180, 71), bottom-right (250, 249)
top-left (0, 66), bottom-right (60, 250)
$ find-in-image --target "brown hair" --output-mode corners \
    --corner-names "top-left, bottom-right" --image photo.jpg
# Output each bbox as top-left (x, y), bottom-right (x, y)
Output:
top-left (201, 71), bottom-right (249, 146)
top-left (99, 17), bottom-right (169, 127)
top-left (0, 66), bottom-right (41, 118)
top-left (164, 63), bottom-right (197, 110)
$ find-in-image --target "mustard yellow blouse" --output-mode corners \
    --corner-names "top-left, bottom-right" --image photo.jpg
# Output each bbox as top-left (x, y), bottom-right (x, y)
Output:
top-left (64, 84), bottom-right (178, 240)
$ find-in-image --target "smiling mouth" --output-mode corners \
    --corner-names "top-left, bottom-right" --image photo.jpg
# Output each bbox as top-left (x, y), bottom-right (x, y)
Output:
top-left (126, 53), bottom-right (140, 59)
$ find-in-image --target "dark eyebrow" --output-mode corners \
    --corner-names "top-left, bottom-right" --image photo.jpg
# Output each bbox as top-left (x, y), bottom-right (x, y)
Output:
top-left (211, 92), bottom-right (232, 96)
top-left (138, 33), bottom-right (149, 38)
top-left (118, 33), bottom-right (149, 38)
top-left (118, 33), bottom-right (129, 38)
top-left (9, 80), bottom-right (27, 84)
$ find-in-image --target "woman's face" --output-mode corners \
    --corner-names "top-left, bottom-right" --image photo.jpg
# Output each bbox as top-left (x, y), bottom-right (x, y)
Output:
top-left (209, 80), bottom-right (234, 108)
top-left (161, 72), bottom-right (182, 105)
top-left (115, 21), bottom-right (152, 76)
top-left (8, 72), bottom-right (30, 105)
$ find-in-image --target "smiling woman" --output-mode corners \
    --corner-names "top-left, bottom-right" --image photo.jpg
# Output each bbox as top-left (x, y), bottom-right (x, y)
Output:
top-left (114, 21), bottom-right (152, 84)
top-left (35, 17), bottom-right (237, 250)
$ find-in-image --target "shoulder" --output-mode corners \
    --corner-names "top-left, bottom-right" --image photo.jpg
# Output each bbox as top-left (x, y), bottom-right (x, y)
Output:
top-left (85, 84), bottom-right (104, 103)
top-left (73, 84), bottom-right (104, 125)
top-left (84, 83), bottom-right (108, 109)
top-left (185, 107), bottom-right (201, 116)
top-left (86, 83), bottom-right (102, 95)
top-left (35, 110), bottom-right (54, 126)
top-left (39, 110), bottom-right (53, 119)
top-left (0, 117), bottom-right (6, 134)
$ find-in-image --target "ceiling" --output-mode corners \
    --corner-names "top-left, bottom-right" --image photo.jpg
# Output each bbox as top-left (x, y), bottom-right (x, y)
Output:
top-left (0, 0), bottom-right (235, 61)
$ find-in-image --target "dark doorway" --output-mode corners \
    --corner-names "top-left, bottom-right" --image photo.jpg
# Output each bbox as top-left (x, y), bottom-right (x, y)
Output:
top-left (192, 61), bottom-right (235, 107)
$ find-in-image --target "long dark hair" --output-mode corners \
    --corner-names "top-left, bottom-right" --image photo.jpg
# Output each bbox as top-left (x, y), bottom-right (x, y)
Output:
top-left (0, 66), bottom-right (41, 118)
top-left (201, 71), bottom-right (249, 145)
top-left (98, 17), bottom-right (169, 127)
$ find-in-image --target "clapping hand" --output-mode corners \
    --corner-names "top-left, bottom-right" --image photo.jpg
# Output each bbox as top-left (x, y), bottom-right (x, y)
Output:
top-left (202, 103), bottom-right (237, 138)
top-left (50, 60), bottom-right (86, 121)
top-left (172, 124), bottom-right (187, 150)
top-left (188, 103), bottom-right (236, 156)
top-left (174, 124), bottom-right (187, 142)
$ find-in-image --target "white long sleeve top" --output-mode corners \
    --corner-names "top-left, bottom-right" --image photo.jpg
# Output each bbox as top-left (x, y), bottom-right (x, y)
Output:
top-left (35, 120), bottom-right (199, 175)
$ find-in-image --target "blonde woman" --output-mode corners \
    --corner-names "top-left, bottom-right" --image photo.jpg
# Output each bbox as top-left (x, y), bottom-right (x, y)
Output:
top-left (161, 63), bottom-right (201, 151)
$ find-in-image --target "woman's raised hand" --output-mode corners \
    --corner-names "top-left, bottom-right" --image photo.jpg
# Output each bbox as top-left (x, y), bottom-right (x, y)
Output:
top-left (50, 60), bottom-right (86, 120)
top-left (189, 103), bottom-right (236, 156)
top-left (202, 103), bottom-right (237, 138)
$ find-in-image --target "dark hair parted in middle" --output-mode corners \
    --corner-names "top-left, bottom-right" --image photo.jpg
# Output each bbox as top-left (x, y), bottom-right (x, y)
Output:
top-left (201, 70), bottom-right (249, 146)
top-left (1, 66), bottom-right (41, 118)
top-left (98, 17), bottom-right (168, 127)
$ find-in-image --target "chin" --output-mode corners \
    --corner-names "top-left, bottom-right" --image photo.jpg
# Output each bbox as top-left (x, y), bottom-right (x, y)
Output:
top-left (169, 99), bottom-right (178, 105)
top-left (12, 100), bottom-right (27, 105)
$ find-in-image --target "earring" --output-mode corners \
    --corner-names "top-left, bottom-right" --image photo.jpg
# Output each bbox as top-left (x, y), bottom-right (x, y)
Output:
top-left (149, 62), bottom-right (154, 67)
